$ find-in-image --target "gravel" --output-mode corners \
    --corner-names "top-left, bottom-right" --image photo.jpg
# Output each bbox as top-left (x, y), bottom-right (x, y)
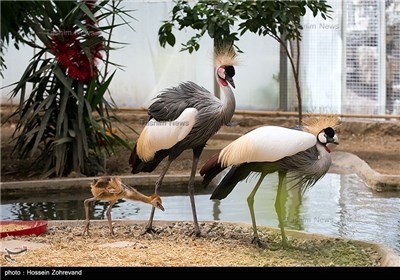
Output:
top-left (0, 221), bottom-right (381, 267)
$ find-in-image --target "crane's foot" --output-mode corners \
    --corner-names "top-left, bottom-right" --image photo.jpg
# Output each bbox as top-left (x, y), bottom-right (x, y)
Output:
top-left (264, 236), bottom-right (290, 251)
top-left (141, 226), bottom-right (157, 235)
top-left (267, 237), bottom-right (306, 251)
top-left (281, 240), bottom-right (308, 251)
top-left (281, 237), bottom-right (290, 249)
top-left (82, 224), bottom-right (90, 237)
top-left (188, 229), bottom-right (202, 238)
top-left (251, 236), bottom-right (265, 248)
top-left (251, 236), bottom-right (292, 250)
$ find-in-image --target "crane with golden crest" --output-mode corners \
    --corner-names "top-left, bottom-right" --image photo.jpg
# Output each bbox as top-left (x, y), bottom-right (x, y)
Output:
top-left (200, 116), bottom-right (340, 248)
top-left (129, 44), bottom-right (239, 236)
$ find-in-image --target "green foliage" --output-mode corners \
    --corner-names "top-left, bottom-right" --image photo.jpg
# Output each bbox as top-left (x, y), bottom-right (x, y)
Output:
top-left (0, 1), bottom-right (39, 77)
top-left (2, 0), bottom-right (136, 178)
top-left (159, 0), bottom-right (332, 52)
top-left (158, 0), bottom-right (332, 124)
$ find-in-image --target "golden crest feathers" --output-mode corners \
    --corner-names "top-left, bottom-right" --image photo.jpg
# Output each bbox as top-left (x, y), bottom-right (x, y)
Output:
top-left (214, 42), bottom-right (238, 67)
top-left (302, 115), bottom-right (341, 136)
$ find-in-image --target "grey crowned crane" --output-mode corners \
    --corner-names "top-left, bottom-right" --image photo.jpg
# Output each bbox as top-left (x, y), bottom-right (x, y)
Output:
top-left (129, 45), bottom-right (238, 236)
top-left (200, 117), bottom-right (340, 248)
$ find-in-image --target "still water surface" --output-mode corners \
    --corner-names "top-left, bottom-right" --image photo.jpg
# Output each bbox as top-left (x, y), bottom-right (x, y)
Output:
top-left (1, 173), bottom-right (399, 254)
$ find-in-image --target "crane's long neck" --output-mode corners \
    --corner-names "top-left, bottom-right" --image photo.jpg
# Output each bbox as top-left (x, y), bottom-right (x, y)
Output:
top-left (315, 142), bottom-right (333, 172)
top-left (220, 85), bottom-right (236, 125)
top-left (124, 186), bottom-right (152, 204)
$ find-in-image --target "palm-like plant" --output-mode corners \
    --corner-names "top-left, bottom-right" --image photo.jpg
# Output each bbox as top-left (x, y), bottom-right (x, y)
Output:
top-left (2, 0), bottom-right (135, 177)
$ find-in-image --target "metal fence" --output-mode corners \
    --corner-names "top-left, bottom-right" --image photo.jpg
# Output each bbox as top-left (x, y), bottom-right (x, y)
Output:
top-left (342, 0), bottom-right (400, 115)
top-left (291, 0), bottom-right (400, 116)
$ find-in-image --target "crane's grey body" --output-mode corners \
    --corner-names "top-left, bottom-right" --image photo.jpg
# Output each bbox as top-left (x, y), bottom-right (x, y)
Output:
top-left (130, 59), bottom-right (237, 236)
top-left (148, 81), bottom-right (235, 160)
top-left (211, 141), bottom-right (332, 200)
top-left (273, 142), bottom-right (332, 190)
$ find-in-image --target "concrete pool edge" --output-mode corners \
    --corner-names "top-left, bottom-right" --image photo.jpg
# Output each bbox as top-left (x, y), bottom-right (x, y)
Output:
top-left (46, 220), bottom-right (400, 267)
top-left (0, 174), bottom-right (205, 196)
top-left (331, 151), bottom-right (400, 192)
top-left (1, 151), bottom-right (399, 195)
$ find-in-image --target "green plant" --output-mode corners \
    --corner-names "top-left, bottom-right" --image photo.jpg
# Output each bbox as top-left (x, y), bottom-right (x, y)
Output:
top-left (1, 0), bottom-right (135, 177)
top-left (158, 0), bottom-right (332, 125)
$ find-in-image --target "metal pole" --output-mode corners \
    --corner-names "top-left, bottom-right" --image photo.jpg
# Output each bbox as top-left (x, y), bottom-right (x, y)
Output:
top-left (213, 40), bottom-right (220, 98)
top-left (378, 0), bottom-right (387, 115)
top-left (341, 0), bottom-right (347, 115)
top-left (279, 33), bottom-right (288, 111)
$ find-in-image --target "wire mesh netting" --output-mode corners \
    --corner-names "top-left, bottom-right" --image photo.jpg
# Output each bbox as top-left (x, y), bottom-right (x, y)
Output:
top-left (295, 0), bottom-right (400, 116)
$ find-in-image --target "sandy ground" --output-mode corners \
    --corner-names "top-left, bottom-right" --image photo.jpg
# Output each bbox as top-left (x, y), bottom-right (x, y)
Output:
top-left (0, 221), bottom-right (381, 267)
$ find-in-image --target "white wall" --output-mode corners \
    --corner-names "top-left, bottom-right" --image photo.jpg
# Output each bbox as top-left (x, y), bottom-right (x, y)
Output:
top-left (1, 43), bottom-right (34, 105)
top-left (300, 0), bottom-right (343, 114)
top-left (1, 1), bottom-right (280, 111)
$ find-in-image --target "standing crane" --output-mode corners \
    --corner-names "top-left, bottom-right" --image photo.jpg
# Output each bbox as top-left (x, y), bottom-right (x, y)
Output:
top-left (83, 176), bottom-right (164, 236)
top-left (200, 117), bottom-right (339, 248)
top-left (129, 46), bottom-right (238, 236)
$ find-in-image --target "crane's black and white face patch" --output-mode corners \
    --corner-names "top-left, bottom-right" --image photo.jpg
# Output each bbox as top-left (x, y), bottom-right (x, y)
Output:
top-left (324, 127), bottom-right (335, 138)
top-left (318, 127), bottom-right (337, 145)
top-left (217, 65), bottom-right (236, 88)
top-left (225, 65), bottom-right (235, 78)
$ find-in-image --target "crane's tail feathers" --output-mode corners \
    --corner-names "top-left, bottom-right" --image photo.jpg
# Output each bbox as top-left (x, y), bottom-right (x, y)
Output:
top-left (129, 145), bottom-right (168, 174)
top-left (129, 144), bottom-right (144, 174)
top-left (140, 158), bottom-right (164, 173)
top-left (210, 164), bottom-right (251, 200)
top-left (200, 153), bottom-right (226, 188)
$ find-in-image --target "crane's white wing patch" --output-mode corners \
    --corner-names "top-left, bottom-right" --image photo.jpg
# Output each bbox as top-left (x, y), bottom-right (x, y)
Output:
top-left (219, 126), bottom-right (317, 167)
top-left (137, 108), bottom-right (198, 161)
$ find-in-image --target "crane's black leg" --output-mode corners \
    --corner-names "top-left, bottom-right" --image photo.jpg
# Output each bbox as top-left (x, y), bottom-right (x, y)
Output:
top-left (106, 200), bottom-right (117, 236)
top-left (143, 159), bottom-right (172, 234)
top-left (188, 147), bottom-right (203, 237)
top-left (275, 171), bottom-right (288, 248)
top-left (83, 197), bottom-right (97, 236)
top-left (247, 173), bottom-right (266, 246)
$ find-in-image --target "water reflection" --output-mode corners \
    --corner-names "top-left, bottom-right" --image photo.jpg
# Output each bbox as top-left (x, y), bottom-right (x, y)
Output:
top-left (1, 173), bottom-right (399, 254)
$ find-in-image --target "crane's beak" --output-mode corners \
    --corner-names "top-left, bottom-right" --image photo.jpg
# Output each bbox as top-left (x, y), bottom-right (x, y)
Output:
top-left (328, 135), bottom-right (339, 145)
top-left (225, 75), bottom-right (235, 88)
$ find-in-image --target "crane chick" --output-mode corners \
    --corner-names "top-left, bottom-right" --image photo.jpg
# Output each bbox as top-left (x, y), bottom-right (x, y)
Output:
top-left (83, 176), bottom-right (164, 236)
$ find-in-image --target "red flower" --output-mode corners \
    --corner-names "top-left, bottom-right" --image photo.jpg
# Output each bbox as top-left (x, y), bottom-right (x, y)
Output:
top-left (50, 1), bottom-right (103, 82)
top-left (51, 32), bottom-right (103, 82)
